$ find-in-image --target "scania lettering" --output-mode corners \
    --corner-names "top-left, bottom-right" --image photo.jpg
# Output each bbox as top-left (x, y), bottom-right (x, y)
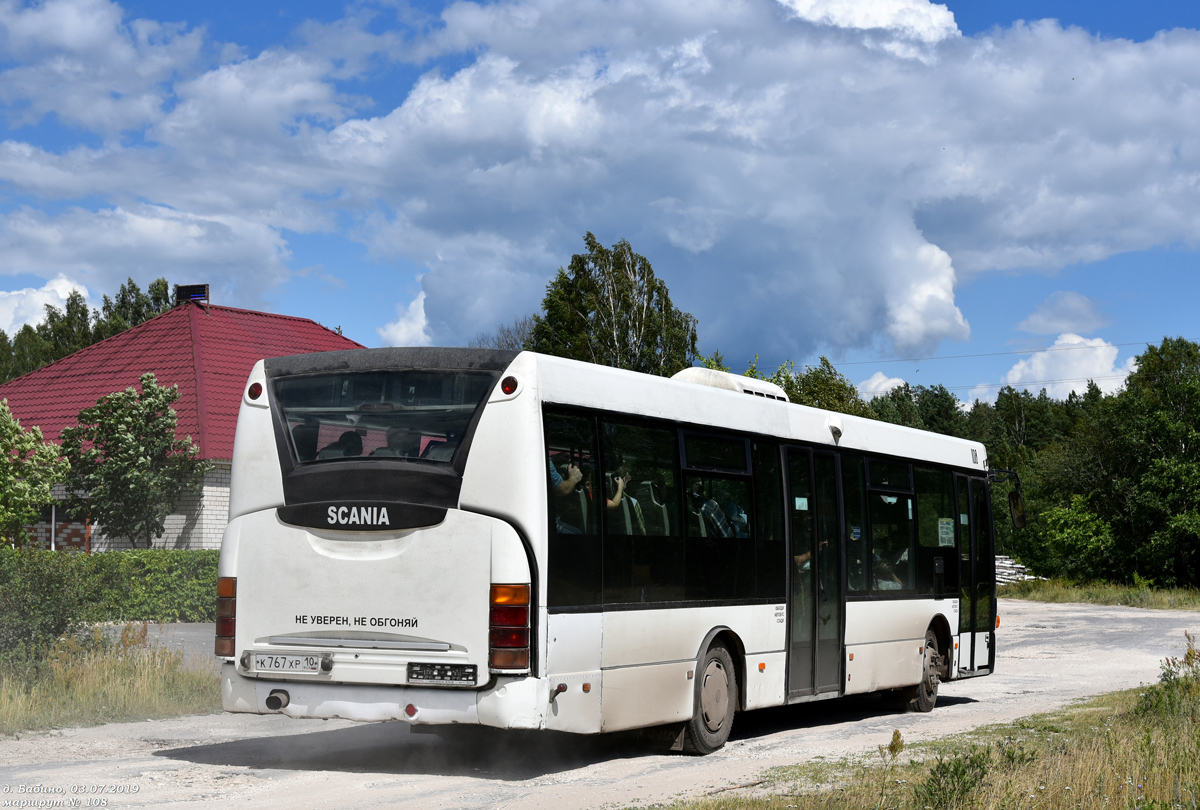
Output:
top-left (218, 348), bottom-right (1018, 753)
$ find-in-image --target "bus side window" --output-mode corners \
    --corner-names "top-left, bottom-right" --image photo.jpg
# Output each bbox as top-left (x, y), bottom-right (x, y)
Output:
top-left (684, 474), bottom-right (754, 600)
top-left (545, 410), bottom-right (601, 608)
top-left (600, 419), bottom-right (682, 604)
top-left (868, 493), bottom-right (915, 593)
top-left (842, 454), bottom-right (869, 595)
top-left (914, 466), bottom-right (959, 595)
top-left (752, 441), bottom-right (785, 601)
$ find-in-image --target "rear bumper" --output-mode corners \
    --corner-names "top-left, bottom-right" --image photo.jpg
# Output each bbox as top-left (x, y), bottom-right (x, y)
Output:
top-left (221, 663), bottom-right (544, 728)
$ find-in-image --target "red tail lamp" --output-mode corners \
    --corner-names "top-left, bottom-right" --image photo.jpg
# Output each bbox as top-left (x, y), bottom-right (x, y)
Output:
top-left (489, 583), bottom-right (530, 672)
top-left (500, 376), bottom-right (518, 395)
top-left (214, 577), bottom-right (237, 657)
top-left (247, 382), bottom-right (263, 400)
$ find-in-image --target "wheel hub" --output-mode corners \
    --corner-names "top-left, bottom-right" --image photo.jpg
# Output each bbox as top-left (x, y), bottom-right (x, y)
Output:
top-left (700, 660), bottom-right (729, 732)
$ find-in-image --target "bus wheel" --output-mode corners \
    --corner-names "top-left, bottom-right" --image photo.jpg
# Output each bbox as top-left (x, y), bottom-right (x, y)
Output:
top-left (683, 644), bottom-right (736, 755)
top-left (901, 630), bottom-right (940, 713)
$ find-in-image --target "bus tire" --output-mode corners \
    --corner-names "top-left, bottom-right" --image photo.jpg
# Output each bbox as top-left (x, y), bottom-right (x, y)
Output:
top-left (682, 644), bottom-right (736, 755)
top-left (901, 629), bottom-right (940, 713)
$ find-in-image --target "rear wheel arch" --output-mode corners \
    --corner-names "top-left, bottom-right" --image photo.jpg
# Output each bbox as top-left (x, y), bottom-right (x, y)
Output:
top-left (928, 615), bottom-right (953, 681)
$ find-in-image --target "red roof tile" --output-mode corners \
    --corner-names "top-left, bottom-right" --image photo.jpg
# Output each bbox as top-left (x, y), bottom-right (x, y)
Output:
top-left (0, 303), bottom-right (363, 459)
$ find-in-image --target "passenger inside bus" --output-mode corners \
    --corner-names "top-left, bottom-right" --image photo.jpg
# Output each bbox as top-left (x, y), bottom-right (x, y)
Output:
top-left (317, 430), bottom-right (363, 459)
top-left (290, 421), bottom-right (320, 462)
top-left (548, 454), bottom-right (585, 534)
top-left (371, 426), bottom-right (422, 458)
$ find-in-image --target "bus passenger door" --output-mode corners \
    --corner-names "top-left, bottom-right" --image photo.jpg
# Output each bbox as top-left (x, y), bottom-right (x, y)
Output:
top-left (955, 475), bottom-right (995, 674)
top-left (786, 449), bottom-right (844, 698)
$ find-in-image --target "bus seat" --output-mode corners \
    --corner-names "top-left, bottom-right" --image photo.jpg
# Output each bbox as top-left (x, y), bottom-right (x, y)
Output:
top-left (422, 442), bottom-right (455, 461)
top-left (633, 482), bottom-right (669, 535)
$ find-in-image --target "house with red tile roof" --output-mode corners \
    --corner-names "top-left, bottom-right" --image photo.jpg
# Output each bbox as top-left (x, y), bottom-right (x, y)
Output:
top-left (0, 301), bottom-right (363, 550)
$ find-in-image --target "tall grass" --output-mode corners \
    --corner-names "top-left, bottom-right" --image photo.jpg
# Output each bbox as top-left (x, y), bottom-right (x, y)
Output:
top-left (999, 578), bottom-right (1200, 611)
top-left (647, 632), bottom-right (1200, 810)
top-left (0, 623), bottom-right (221, 736)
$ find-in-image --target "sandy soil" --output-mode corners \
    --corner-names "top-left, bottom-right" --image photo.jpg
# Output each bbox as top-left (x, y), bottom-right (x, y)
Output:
top-left (1, 599), bottom-right (1196, 809)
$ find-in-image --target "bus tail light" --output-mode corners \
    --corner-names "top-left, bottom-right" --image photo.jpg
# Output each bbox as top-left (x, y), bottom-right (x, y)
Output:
top-left (215, 577), bottom-right (236, 657)
top-left (489, 584), bottom-right (530, 672)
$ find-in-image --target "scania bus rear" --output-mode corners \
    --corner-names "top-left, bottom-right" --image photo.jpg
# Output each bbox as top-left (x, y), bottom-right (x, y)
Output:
top-left (216, 348), bottom-right (543, 728)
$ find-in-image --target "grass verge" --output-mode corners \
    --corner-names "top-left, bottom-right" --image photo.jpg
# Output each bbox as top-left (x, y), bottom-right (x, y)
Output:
top-left (642, 632), bottom-right (1200, 810)
top-left (0, 623), bottom-right (221, 736)
top-left (999, 578), bottom-right (1200, 611)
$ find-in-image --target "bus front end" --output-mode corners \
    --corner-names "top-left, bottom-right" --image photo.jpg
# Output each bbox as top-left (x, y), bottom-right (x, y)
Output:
top-left (217, 348), bottom-right (546, 729)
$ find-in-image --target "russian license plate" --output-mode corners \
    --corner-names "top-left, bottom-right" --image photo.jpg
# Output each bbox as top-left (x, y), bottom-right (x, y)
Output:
top-left (255, 653), bottom-right (321, 673)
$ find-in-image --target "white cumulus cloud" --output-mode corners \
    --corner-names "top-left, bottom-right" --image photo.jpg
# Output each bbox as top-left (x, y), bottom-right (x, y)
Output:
top-left (778, 0), bottom-right (959, 44)
top-left (378, 291), bottom-right (432, 347)
top-left (0, 276), bottom-right (91, 334)
top-left (858, 371), bottom-right (906, 398)
top-left (1017, 291), bottom-right (1108, 335)
top-left (969, 333), bottom-right (1136, 401)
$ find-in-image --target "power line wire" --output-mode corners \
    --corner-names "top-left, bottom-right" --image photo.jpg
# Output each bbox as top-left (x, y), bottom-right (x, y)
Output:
top-left (942, 374), bottom-right (1127, 393)
top-left (839, 340), bottom-right (1159, 366)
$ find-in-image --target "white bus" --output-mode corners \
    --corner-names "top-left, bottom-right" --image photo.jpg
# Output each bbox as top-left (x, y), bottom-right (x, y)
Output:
top-left (217, 348), bottom-right (1011, 753)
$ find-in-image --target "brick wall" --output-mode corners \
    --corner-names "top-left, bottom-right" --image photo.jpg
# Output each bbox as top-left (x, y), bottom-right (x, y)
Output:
top-left (23, 461), bottom-right (232, 551)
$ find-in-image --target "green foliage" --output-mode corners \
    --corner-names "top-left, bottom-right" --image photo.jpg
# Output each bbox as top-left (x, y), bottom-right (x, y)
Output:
top-left (0, 548), bottom-right (219, 636)
top-left (92, 277), bottom-right (173, 341)
top-left (529, 233), bottom-right (698, 376)
top-left (0, 549), bottom-right (88, 663)
top-left (1136, 631), bottom-right (1200, 720)
top-left (85, 549), bottom-right (220, 623)
top-left (910, 747), bottom-right (990, 810)
top-left (870, 383), bottom-right (966, 436)
top-left (870, 382), bottom-right (925, 429)
top-left (700, 350), bottom-right (730, 372)
top-left (746, 356), bottom-right (876, 418)
top-left (1038, 495), bottom-right (1118, 580)
top-left (61, 373), bottom-right (211, 548)
top-left (0, 277), bottom-right (172, 383)
top-left (0, 400), bottom-right (69, 546)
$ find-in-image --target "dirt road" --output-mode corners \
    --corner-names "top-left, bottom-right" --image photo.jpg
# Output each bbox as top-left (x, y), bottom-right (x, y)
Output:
top-left (2, 600), bottom-right (1196, 809)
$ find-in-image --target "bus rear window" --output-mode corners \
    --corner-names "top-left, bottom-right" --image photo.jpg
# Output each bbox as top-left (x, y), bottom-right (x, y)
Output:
top-left (274, 370), bottom-right (498, 465)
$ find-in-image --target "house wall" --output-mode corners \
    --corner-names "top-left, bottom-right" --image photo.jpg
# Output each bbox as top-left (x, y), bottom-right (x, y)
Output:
top-left (23, 461), bottom-right (232, 552)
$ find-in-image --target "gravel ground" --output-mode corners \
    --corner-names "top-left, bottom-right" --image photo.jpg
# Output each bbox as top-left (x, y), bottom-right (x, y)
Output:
top-left (2, 600), bottom-right (1196, 809)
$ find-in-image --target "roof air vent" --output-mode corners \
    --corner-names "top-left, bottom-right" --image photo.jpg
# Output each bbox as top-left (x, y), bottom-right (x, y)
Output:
top-left (670, 367), bottom-right (789, 402)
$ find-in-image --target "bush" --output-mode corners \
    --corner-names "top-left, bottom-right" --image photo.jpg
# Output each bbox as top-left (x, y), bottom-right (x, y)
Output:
top-left (0, 549), bottom-right (88, 664)
top-left (0, 548), bottom-right (218, 634)
top-left (80, 549), bottom-right (220, 623)
top-left (1136, 631), bottom-right (1200, 721)
top-left (911, 747), bottom-right (991, 810)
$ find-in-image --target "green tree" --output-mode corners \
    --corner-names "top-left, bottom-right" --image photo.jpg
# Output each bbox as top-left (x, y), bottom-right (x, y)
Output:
top-left (60, 373), bottom-right (211, 549)
top-left (93, 277), bottom-right (173, 340)
top-left (870, 383), bottom-right (925, 429)
top-left (36, 289), bottom-right (94, 360)
top-left (699, 350), bottom-right (730, 372)
top-left (913, 384), bottom-right (967, 437)
top-left (529, 233), bottom-right (699, 376)
top-left (1021, 338), bottom-right (1200, 586)
top-left (0, 400), bottom-right (69, 547)
top-left (9, 324), bottom-right (51, 380)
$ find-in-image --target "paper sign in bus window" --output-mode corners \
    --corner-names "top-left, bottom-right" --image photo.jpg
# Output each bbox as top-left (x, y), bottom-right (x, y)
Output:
top-left (938, 517), bottom-right (955, 546)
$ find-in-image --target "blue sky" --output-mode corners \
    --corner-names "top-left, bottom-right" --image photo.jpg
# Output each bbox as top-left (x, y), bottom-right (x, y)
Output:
top-left (1, 0), bottom-right (1197, 404)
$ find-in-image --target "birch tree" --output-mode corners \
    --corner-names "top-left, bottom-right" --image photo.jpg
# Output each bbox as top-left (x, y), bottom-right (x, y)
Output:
top-left (529, 233), bottom-right (698, 376)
